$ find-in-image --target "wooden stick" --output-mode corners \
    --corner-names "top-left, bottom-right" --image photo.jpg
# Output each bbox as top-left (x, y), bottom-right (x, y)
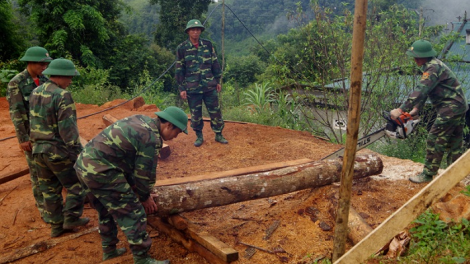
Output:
top-left (0, 186), bottom-right (18, 205)
top-left (334, 149), bottom-right (470, 264)
top-left (237, 241), bottom-right (274, 254)
top-left (332, 0), bottom-right (369, 261)
top-left (0, 227), bottom-right (98, 264)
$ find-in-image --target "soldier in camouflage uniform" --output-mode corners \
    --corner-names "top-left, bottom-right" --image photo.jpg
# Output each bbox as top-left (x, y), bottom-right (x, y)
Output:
top-left (391, 40), bottom-right (468, 183)
top-left (74, 107), bottom-right (188, 264)
top-left (7, 46), bottom-right (52, 221)
top-left (29, 58), bottom-right (89, 237)
top-left (175, 19), bottom-right (228, 147)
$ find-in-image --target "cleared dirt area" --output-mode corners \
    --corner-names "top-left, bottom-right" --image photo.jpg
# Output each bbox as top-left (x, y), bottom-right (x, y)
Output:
top-left (0, 97), bottom-right (465, 264)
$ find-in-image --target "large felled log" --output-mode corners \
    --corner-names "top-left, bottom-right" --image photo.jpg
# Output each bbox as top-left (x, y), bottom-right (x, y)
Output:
top-left (102, 114), bottom-right (171, 159)
top-left (153, 154), bottom-right (383, 216)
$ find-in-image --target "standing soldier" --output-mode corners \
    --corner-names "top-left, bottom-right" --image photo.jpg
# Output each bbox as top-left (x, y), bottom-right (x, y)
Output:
top-left (75, 107), bottom-right (188, 264)
top-left (175, 19), bottom-right (228, 147)
top-left (7, 46), bottom-right (52, 221)
top-left (29, 58), bottom-right (89, 237)
top-left (390, 40), bottom-right (468, 183)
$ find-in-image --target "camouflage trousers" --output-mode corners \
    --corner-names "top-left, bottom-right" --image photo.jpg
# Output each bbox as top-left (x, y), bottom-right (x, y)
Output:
top-left (187, 89), bottom-right (225, 133)
top-left (24, 150), bottom-right (45, 219)
top-left (76, 168), bottom-right (151, 256)
top-left (33, 153), bottom-right (86, 225)
top-left (423, 113), bottom-right (466, 176)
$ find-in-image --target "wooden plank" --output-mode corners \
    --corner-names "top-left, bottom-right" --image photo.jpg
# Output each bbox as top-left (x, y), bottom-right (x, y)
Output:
top-left (147, 217), bottom-right (232, 264)
top-left (155, 158), bottom-right (313, 187)
top-left (186, 223), bottom-right (239, 263)
top-left (334, 149), bottom-right (470, 264)
top-left (0, 168), bottom-right (29, 185)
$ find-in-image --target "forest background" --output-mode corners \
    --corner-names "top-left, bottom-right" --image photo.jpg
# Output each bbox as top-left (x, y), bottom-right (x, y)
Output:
top-left (0, 0), bottom-right (469, 162)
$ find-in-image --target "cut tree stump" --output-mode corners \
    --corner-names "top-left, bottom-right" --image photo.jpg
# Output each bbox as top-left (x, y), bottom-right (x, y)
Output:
top-left (152, 154), bottom-right (383, 216)
top-left (102, 114), bottom-right (171, 159)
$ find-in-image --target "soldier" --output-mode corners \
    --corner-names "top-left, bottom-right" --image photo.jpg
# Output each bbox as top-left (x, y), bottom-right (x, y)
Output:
top-left (390, 40), bottom-right (468, 183)
top-left (29, 58), bottom-right (89, 237)
top-left (7, 46), bottom-right (52, 221)
top-left (175, 19), bottom-right (228, 147)
top-left (74, 107), bottom-right (188, 264)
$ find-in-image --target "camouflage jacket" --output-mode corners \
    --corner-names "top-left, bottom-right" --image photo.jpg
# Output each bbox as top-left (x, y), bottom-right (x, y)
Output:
top-left (175, 38), bottom-right (222, 94)
top-left (29, 81), bottom-right (83, 159)
top-left (400, 58), bottom-right (468, 116)
top-left (7, 69), bottom-right (48, 143)
top-left (74, 115), bottom-right (163, 202)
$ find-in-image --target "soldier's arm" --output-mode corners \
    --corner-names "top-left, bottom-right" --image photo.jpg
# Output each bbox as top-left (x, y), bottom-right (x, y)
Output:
top-left (57, 91), bottom-right (83, 158)
top-left (210, 45), bottom-right (222, 83)
top-left (7, 78), bottom-right (30, 143)
top-left (400, 64), bottom-right (438, 112)
top-left (132, 138), bottom-right (159, 202)
top-left (175, 46), bottom-right (186, 92)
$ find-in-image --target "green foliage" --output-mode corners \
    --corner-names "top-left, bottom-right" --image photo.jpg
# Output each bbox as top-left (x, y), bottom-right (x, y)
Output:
top-left (150, 0), bottom-right (213, 50)
top-left (69, 66), bottom-right (123, 105)
top-left (0, 68), bottom-right (19, 97)
top-left (224, 55), bottom-right (265, 88)
top-left (242, 82), bottom-right (275, 114)
top-left (0, 0), bottom-right (26, 61)
top-left (402, 210), bottom-right (470, 263)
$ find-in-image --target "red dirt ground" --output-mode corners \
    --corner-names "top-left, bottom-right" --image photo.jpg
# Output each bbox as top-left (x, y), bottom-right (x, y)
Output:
top-left (0, 97), bottom-right (466, 264)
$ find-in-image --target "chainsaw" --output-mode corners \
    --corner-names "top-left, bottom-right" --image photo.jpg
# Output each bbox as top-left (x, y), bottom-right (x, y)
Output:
top-left (322, 111), bottom-right (420, 160)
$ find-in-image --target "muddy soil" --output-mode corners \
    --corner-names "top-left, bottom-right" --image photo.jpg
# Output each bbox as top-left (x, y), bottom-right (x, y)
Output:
top-left (0, 97), bottom-right (465, 264)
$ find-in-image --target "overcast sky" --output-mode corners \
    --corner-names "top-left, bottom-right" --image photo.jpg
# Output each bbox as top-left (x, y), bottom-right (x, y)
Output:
top-left (418, 0), bottom-right (468, 26)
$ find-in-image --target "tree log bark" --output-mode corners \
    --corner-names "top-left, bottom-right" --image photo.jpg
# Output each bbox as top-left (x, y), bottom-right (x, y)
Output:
top-left (153, 154), bottom-right (383, 216)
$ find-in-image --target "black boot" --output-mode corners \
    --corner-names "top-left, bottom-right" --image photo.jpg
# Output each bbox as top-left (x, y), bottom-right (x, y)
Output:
top-left (194, 131), bottom-right (204, 147)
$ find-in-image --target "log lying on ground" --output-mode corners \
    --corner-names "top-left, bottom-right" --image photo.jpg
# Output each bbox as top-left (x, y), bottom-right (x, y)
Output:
top-left (102, 114), bottom-right (171, 159)
top-left (153, 154), bottom-right (383, 216)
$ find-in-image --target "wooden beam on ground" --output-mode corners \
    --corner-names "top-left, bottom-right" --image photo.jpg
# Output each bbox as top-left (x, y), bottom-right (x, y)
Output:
top-left (332, 0), bottom-right (368, 261)
top-left (185, 223), bottom-right (238, 263)
top-left (0, 227), bottom-right (98, 264)
top-left (153, 154), bottom-right (383, 216)
top-left (334, 149), bottom-right (470, 264)
top-left (102, 114), bottom-right (171, 159)
top-left (147, 217), bottom-right (236, 264)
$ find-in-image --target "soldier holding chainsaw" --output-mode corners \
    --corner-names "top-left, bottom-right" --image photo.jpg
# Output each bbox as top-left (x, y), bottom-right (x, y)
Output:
top-left (390, 40), bottom-right (468, 183)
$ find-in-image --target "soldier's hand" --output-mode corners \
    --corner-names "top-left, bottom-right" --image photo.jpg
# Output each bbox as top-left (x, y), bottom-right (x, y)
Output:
top-left (216, 83), bottom-right (221, 92)
top-left (142, 193), bottom-right (158, 215)
top-left (180, 91), bottom-right (187, 100)
top-left (390, 108), bottom-right (403, 120)
top-left (410, 107), bottom-right (419, 117)
top-left (19, 141), bottom-right (32, 152)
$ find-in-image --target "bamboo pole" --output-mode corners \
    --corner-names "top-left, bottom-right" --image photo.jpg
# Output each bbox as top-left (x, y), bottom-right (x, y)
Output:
top-left (332, 0), bottom-right (368, 261)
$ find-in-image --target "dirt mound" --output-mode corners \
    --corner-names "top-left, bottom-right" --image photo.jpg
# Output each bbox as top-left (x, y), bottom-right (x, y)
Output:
top-left (0, 97), bottom-right (465, 264)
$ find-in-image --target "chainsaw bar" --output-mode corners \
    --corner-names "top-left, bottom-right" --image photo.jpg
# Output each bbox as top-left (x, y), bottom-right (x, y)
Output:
top-left (321, 128), bottom-right (386, 160)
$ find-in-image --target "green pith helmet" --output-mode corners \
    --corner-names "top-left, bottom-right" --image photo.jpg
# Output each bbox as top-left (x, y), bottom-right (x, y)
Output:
top-left (155, 106), bottom-right (188, 134)
top-left (42, 58), bottom-right (80, 76)
top-left (185, 19), bottom-right (205, 33)
top-left (20, 46), bottom-right (53, 62)
top-left (406, 40), bottom-right (437, 58)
